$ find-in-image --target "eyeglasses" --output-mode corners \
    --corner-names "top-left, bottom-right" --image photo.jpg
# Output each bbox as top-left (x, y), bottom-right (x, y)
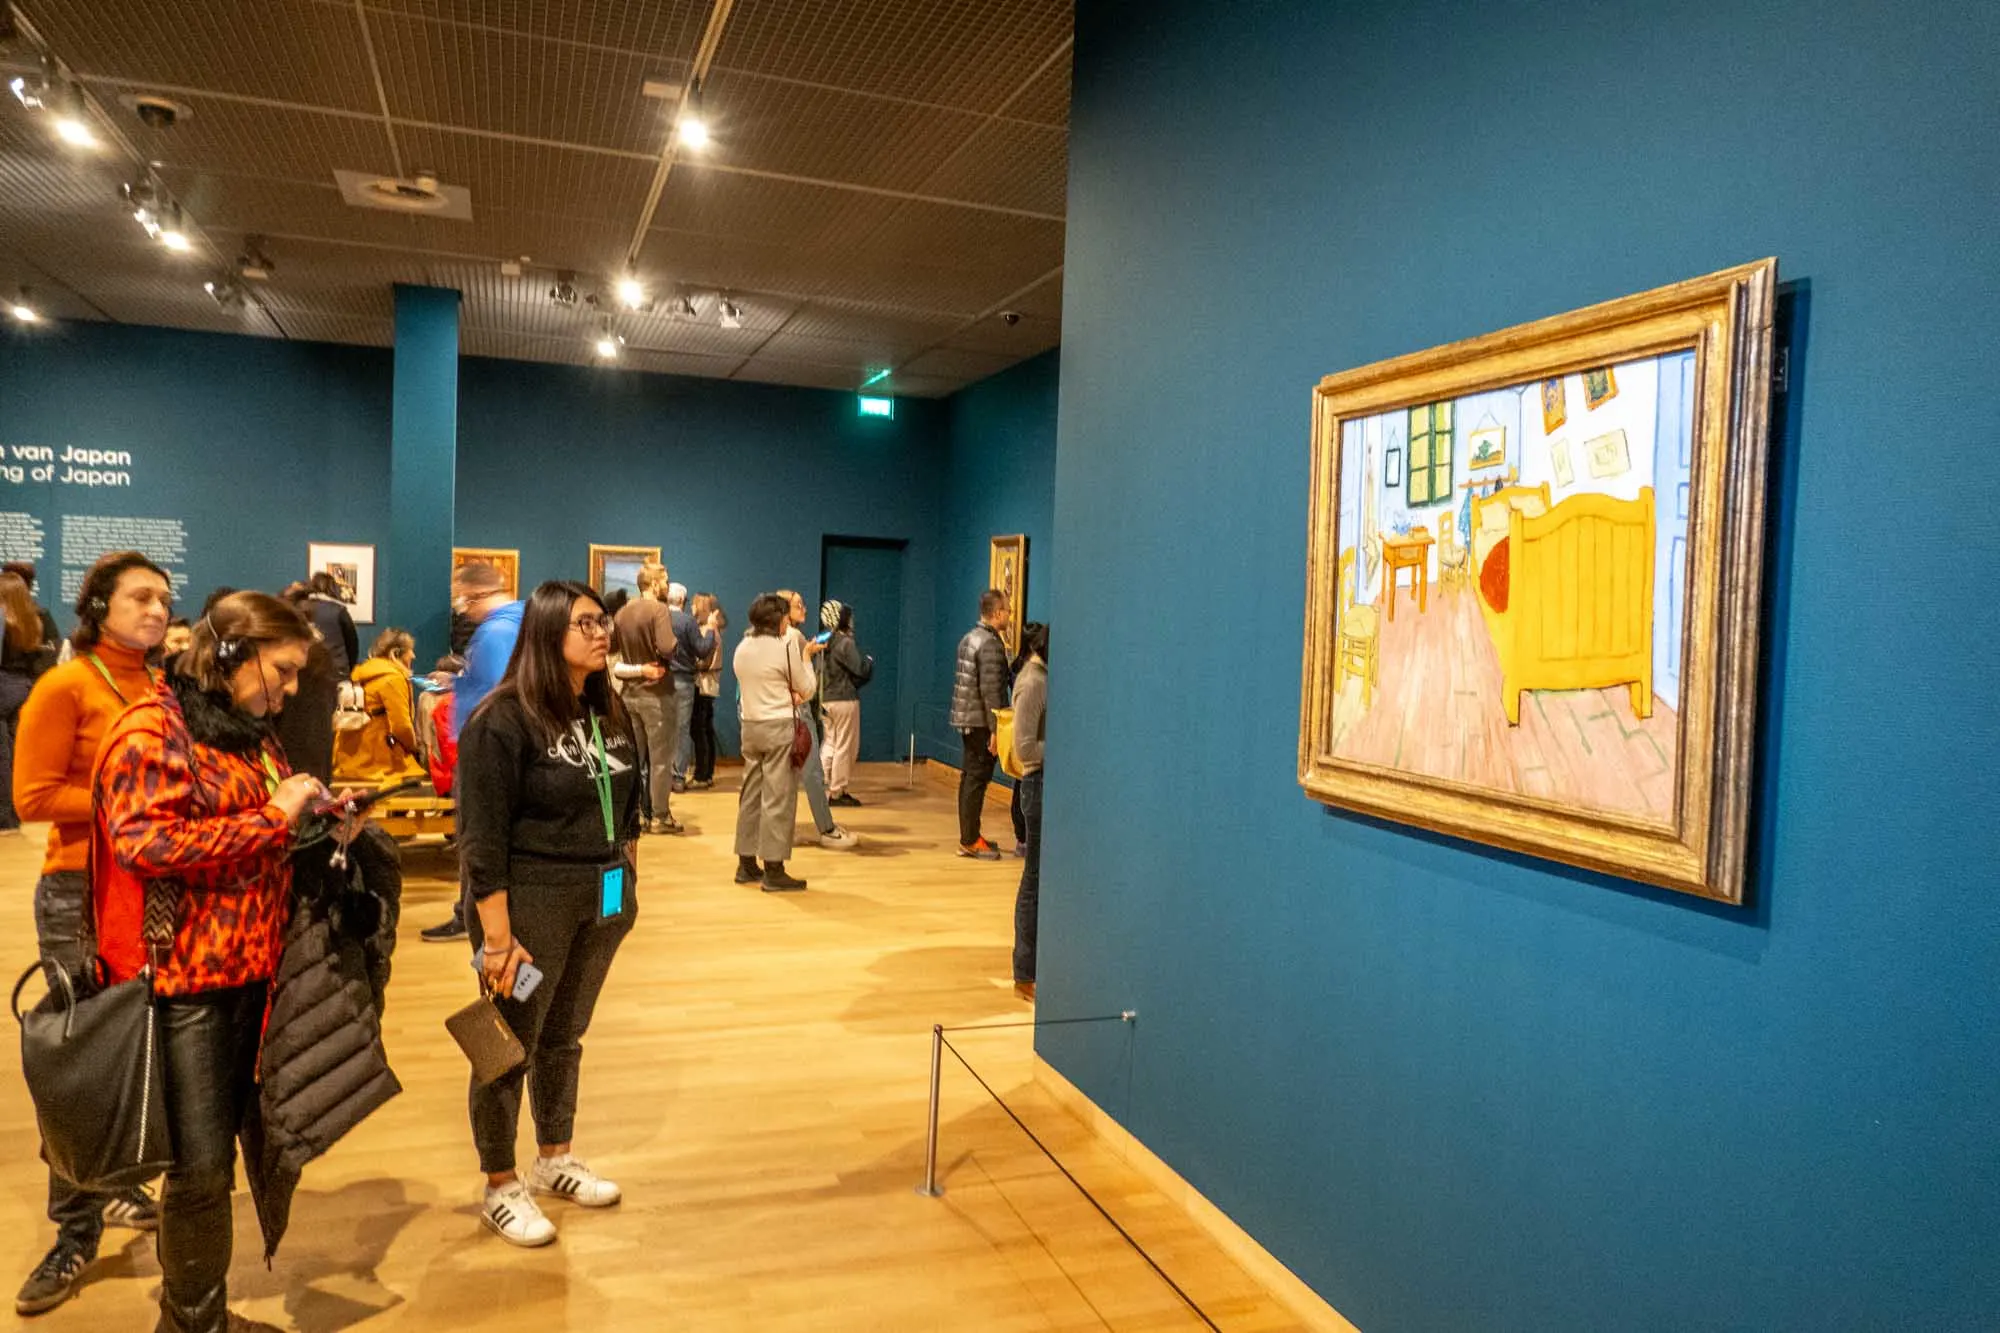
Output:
top-left (569, 615), bottom-right (613, 637)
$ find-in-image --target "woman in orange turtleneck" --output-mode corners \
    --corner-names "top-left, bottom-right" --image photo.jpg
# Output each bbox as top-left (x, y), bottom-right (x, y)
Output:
top-left (9, 551), bottom-right (172, 1317)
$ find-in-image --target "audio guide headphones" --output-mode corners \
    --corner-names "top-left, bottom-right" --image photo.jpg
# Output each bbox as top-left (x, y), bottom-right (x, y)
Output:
top-left (204, 614), bottom-right (249, 671)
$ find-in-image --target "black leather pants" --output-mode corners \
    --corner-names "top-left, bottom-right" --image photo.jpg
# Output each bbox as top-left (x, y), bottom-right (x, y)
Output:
top-left (154, 983), bottom-right (265, 1333)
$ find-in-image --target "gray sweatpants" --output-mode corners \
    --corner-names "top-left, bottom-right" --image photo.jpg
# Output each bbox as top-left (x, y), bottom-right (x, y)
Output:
top-left (735, 717), bottom-right (798, 862)
top-left (623, 683), bottom-right (676, 820)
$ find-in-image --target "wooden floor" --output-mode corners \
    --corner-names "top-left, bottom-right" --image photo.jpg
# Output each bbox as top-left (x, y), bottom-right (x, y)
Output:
top-left (1332, 584), bottom-right (1680, 822)
top-left (0, 764), bottom-right (1305, 1332)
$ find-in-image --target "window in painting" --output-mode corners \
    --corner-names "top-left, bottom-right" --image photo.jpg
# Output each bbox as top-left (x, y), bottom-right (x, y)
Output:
top-left (1406, 401), bottom-right (1453, 506)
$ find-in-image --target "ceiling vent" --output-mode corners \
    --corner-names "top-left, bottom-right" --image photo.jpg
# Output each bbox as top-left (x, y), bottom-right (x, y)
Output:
top-left (334, 169), bottom-right (472, 219)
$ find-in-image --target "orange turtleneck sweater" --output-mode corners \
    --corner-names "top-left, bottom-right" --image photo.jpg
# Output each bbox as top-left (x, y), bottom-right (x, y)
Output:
top-left (14, 637), bottom-right (156, 875)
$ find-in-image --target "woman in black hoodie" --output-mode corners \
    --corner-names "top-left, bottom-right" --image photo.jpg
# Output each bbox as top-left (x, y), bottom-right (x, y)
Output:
top-left (455, 581), bottom-right (642, 1249)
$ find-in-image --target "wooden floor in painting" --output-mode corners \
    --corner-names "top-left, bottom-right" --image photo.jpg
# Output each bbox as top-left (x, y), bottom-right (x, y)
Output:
top-left (1331, 584), bottom-right (1679, 822)
top-left (0, 765), bottom-right (1305, 1333)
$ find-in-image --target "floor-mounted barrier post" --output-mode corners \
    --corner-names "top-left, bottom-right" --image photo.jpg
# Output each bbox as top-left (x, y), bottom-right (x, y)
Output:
top-left (916, 1023), bottom-right (945, 1197)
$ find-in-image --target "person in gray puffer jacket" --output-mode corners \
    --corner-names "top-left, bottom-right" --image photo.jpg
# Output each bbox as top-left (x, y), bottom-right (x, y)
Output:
top-left (947, 589), bottom-right (1012, 857)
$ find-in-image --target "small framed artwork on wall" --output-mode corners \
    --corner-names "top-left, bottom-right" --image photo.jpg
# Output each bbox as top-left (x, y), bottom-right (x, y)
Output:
top-left (307, 542), bottom-right (375, 623)
top-left (452, 547), bottom-right (520, 599)
top-left (588, 544), bottom-right (659, 599)
top-left (1384, 447), bottom-right (1403, 486)
top-left (988, 534), bottom-right (1028, 657)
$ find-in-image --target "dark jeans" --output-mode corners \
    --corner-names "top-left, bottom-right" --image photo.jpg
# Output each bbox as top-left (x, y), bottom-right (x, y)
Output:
top-left (157, 983), bottom-right (267, 1333)
top-left (467, 869), bottom-right (635, 1174)
top-left (1013, 771), bottom-right (1043, 983)
top-left (958, 727), bottom-right (996, 847)
top-left (690, 693), bottom-right (719, 782)
top-left (33, 872), bottom-right (109, 1256)
top-left (0, 712), bottom-right (18, 829)
top-left (1010, 778), bottom-right (1025, 846)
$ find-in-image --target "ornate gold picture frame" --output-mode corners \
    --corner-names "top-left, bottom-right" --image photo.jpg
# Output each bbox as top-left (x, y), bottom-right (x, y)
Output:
top-left (451, 547), bottom-right (519, 599)
top-left (587, 544), bottom-right (660, 599)
top-left (1298, 259), bottom-right (1777, 903)
top-left (988, 534), bottom-right (1027, 658)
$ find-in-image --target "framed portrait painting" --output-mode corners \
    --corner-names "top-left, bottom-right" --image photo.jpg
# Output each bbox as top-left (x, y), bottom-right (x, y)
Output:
top-left (1299, 259), bottom-right (1778, 903)
top-left (306, 542), bottom-right (375, 623)
top-left (452, 547), bottom-right (520, 599)
top-left (988, 535), bottom-right (1027, 657)
top-left (588, 545), bottom-right (659, 600)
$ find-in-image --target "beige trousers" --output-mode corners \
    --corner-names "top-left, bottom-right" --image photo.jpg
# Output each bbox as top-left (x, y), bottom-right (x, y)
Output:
top-left (821, 700), bottom-right (861, 796)
top-left (735, 717), bottom-right (798, 863)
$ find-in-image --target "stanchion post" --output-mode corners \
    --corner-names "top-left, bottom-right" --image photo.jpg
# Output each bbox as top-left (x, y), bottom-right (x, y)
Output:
top-left (916, 1023), bottom-right (945, 1197)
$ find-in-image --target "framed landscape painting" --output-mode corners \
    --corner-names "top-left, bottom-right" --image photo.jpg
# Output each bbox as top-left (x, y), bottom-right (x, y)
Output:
top-left (1298, 259), bottom-right (1778, 903)
top-left (588, 544), bottom-right (659, 600)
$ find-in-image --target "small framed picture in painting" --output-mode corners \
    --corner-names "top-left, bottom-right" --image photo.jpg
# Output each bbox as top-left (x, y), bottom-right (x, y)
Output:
top-left (988, 534), bottom-right (1028, 658)
top-left (1540, 377), bottom-right (1567, 434)
top-left (588, 545), bottom-right (660, 600)
top-left (452, 547), bottom-right (520, 599)
top-left (1468, 426), bottom-right (1506, 470)
top-left (1384, 447), bottom-right (1403, 486)
top-left (307, 542), bottom-right (375, 623)
top-left (1302, 258), bottom-right (1779, 904)
top-left (1583, 365), bottom-right (1619, 409)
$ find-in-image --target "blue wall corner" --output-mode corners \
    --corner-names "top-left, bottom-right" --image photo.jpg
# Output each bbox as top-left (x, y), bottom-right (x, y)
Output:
top-left (1043, 0), bottom-right (2000, 1329)
top-left (390, 284), bottom-right (461, 654)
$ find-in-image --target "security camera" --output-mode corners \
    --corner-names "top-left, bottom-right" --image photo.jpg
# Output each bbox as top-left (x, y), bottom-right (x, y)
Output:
top-left (999, 310), bottom-right (1022, 327)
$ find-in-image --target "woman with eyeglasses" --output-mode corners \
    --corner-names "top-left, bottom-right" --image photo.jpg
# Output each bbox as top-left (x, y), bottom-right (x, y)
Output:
top-left (454, 581), bottom-right (642, 1248)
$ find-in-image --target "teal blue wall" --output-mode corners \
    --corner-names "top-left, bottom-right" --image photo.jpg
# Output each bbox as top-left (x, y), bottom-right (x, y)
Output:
top-left (388, 285), bottom-right (461, 655)
top-left (452, 356), bottom-right (946, 756)
top-left (1042, 1), bottom-right (2000, 1330)
top-left (0, 320), bottom-right (390, 612)
top-left (926, 349), bottom-right (1058, 756)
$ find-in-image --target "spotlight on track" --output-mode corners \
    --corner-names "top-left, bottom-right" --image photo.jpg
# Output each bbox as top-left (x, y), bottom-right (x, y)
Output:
top-left (593, 318), bottom-right (624, 360)
top-left (615, 275), bottom-right (647, 310)
top-left (9, 287), bottom-right (39, 323)
top-left (718, 297), bottom-right (742, 330)
top-left (676, 82), bottom-right (710, 151)
top-left (673, 293), bottom-right (698, 319)
top-left (549, 270), bottom-right (579, 307)
top-left (157, 202), bottom-right (191, 252)
top-left (203, 275), bottom-right (243, 308)
top-left (49, 81), bottom-right (94, 148)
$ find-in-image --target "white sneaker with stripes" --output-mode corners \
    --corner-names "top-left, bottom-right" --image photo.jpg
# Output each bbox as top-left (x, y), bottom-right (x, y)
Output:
top-left (481, 1181), bottom-right (556, 1247)
top-left (528, 1153), bottom-right (622, 1207)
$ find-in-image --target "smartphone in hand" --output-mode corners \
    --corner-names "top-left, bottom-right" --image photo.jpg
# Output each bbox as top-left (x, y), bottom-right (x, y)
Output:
top-left (813, 630), bottom-right (832, 644)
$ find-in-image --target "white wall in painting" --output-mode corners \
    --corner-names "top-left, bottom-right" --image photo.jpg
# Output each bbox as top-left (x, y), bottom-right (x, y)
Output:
top-left (1517, 357), bottom-right (1662, 504)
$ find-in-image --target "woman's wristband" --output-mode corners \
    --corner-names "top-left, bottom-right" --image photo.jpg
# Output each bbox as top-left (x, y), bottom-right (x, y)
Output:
top-left (482, 940), bottom-right (513, 955)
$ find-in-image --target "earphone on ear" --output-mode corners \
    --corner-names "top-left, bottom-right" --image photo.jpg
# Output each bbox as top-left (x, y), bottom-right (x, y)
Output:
top-left (204, 614), bottom-right (249, 670)
top-left (86, 596), bottom-right (108, 620)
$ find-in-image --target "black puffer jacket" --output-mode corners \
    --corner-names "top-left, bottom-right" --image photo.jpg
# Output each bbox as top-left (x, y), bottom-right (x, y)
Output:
top-left (241, 822), bottom-right (403, 1260)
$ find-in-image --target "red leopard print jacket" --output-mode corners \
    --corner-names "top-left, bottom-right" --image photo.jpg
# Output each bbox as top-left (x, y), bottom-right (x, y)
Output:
top-left (91, 679), bottom-right (295, 997)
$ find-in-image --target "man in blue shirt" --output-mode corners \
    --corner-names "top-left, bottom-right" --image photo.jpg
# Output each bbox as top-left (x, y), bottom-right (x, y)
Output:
top-left (421, 562), bottom-right (524, 943)
top-left (665, 582), bottom-right (716, 790)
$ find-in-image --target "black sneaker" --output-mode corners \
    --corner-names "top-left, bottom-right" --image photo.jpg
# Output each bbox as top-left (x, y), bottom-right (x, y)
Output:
top-left (420, 914), bottom-right (468, 943)
top-left (16, 1241), bottom-right (89, 1316)
top-left (829, 793), bottom-right (863, 808)
top-left (101, 1186), bottom-right (158, 1231)
top-left (761, 864), bottom-right (807, 892)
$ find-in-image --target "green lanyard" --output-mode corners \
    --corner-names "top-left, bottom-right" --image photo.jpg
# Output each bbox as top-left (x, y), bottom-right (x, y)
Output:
top-left (85, 652), bottom-right (158, 706)
top-left (588, 715), bottom-right (616, 846)
top-left (257, 750), bottom-right (281, 797)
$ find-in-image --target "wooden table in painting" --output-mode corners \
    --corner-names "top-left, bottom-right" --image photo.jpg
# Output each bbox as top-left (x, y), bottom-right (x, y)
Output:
top-left (1381, 528), bottom-right (1434, 620)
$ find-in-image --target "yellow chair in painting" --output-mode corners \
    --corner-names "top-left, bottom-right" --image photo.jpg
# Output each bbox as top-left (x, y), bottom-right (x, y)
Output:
top-left (1436, 508), bottom-right (1469, 590)
top-left (1334, 548), bottom-right (1378, 708)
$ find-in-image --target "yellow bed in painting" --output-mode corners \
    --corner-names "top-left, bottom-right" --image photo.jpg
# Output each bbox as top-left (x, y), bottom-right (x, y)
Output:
top-left (1470, 483), bottom-right (1656, 725)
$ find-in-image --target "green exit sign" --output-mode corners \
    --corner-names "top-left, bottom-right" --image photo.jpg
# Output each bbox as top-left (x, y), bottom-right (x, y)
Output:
top-left (857, 395), bottom-right (895, 419)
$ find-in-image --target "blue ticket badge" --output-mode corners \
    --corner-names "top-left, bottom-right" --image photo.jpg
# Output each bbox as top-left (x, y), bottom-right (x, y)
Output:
top-left (599, 863), bottom-right (625, 918)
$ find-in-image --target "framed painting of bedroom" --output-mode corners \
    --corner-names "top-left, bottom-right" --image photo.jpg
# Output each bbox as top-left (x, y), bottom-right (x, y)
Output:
top-left (1297, 259), bottom-right (1778, 903)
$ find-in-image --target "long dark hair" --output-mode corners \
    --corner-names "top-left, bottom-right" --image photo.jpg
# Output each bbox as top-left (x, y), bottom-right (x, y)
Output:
top-left (480, 580), bottom-right (625, 744)
top-left (1014, 621), bottom-right (1048, 671)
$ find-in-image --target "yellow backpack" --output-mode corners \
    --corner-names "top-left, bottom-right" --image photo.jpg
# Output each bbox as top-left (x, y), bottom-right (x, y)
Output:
top-left (992, 707), bottom-right (1024, 780)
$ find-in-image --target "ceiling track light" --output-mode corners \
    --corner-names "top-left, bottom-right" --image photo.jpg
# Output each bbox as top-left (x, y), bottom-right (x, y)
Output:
top-left (156, 202), bottom-right (191, 252)
top-left (593, 317), bottom-right (624, 360)
top-left (10, 286), bottom-right (39, 324)
top-left (718, 297), bottom-right (743, 330)
top-left (203, 274), bottom-right (243, 309)
top-left (676, 80), bottom-right (710, 151)
top-left (237, 235), bottom-right (275, 281)
top-left (50, 80), bottom-right (94, 148)
top-left (672, 293), bottom-right (698, 319)
top-left (549, 269), bottom-right (579, 307)
top-left (615, 275), bottom-right (647, 310)
top-left (9, 57), bottom-right (49, 109)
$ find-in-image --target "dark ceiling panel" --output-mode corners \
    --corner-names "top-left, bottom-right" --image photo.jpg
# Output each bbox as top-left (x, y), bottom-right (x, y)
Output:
top-left (364, 1), bottom-right (711, 57)
top-left (101, 96), bottom-right (397, 188)
top-left (917, 117), bottom-right (1067, 216)
top-left (369, 13), bottom-right (679, 156)
top-left (713, 0), bottom-right (1070, 115)
top-left (20, 0), bottom-right (382, 113)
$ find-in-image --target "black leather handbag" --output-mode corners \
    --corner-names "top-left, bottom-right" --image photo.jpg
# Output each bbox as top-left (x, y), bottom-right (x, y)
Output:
top-left (12, 958), bottom-right (172, 1191)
